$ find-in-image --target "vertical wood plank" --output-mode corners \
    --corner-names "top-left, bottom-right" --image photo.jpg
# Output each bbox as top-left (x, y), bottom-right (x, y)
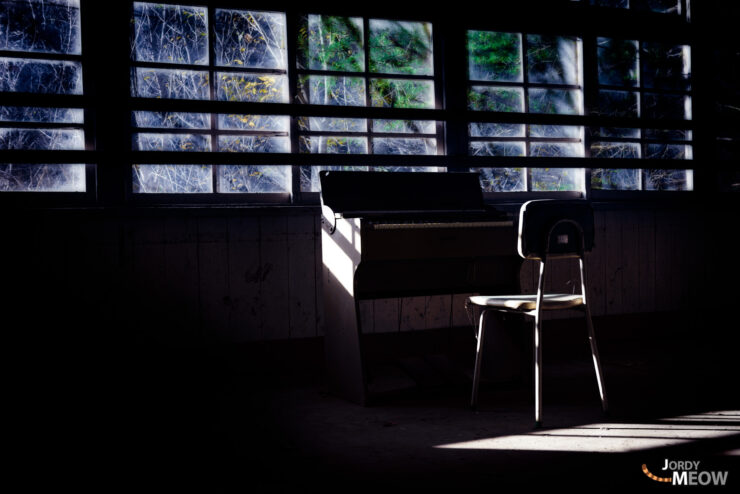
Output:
top-left (452, 293), bottom-right (472, 328)
top-left (637, 210), bottom-right (656, 313)
top-left (654, 210), bottom-right (673, 312)
top-left (374, 298), bottom-right (400, 333)
top-left (400, 296), bottom-right (427, 331)
top-left (359, 300), bottom-right (375, 334)
top-left (163, 216), bottom-right (200, 341)
top-left (227, 216), bottom-right (261, 342)
top-left (425, 294), bottom-right (452, 330)
top-left (259, 215), bottom-right (290, 340)
top-left (287, 214), bottom-right (318, 339)
top-left (620, 210), bottom-right (640, 314)
top-left (588, 210), bottom-right (607, 317)
top-left (314, 213), bottom-right (325, 336)
top-left (604, 210), bottom-right (623, 315)
top-left (197, 216), bottom-right (231, 341)
top-left (131, 217), bottom-right (167, 339)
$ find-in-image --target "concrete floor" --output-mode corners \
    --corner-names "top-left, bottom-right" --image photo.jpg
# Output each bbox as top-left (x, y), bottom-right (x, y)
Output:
top-left (109, 313), bottom-right (739, 490)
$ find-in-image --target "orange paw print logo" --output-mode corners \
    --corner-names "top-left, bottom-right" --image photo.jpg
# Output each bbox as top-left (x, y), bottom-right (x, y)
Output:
top-left (642, 464), bottom-right (672, 483)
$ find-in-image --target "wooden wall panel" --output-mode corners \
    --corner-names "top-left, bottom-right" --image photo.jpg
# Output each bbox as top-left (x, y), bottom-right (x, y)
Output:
top-left (197, 217), bottom-right (231, 342)
top-left (287, 215), bottom-right (318, 339)
top-left (259, 215), bottom-right (290, 340)
top-left (227, 216), bottom-right (261, 342)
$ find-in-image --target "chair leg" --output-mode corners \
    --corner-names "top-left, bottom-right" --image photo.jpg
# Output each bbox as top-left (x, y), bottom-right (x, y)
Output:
top-left (534, 260), bottom-right (546, 428)
top-left (585, 304), bottom-right (609, 413)
top-left (471, 310), bottom-right (487, 409)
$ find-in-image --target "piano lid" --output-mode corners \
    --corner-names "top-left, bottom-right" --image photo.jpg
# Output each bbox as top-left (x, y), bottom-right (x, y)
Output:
top-left (319, 171), bottom-right (488, 217)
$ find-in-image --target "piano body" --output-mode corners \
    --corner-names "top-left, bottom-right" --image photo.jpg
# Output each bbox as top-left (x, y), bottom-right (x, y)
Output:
top-left (319, 171), bottom-right (522, 405)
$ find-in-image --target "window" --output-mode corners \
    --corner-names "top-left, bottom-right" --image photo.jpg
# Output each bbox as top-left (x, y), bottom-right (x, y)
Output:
top-left (0, 0), bottom-right (89, 193)
top-left (467, 30), bottom-right (585, 193)
top-left (130, 3), bottom-right (291, 196)
top-left (591, 37), bottom-right (693, 191)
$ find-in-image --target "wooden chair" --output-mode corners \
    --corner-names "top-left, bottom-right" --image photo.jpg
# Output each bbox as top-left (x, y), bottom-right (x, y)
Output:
top-left (466, 199), bottom-right (608, 427)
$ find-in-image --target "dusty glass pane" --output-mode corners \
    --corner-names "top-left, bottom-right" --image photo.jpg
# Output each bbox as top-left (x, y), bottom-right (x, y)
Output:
top-left (373, 120), bottom-right (435, 134)
top-left (530, 142), bottom-right (584, 157)
top-left (132, 2), bottom-right (208, 65)
top-left (596, 90), bottom-right (639, 117)
top-left (300, 165), bottom-right (369, 192)
top-left (590, 127), bottom-right (640, 139)
top-left (636, 0), bottom-right (681, 15)
top-left (219, 114), bottom-right (289, 131)
top-left (527, 35), bottom-right (579, 85)
top-left (297, 75), bottom-right (365, 106)
top-left (219, 135), bottom-right (290, 153)
top-left (132, 164), bottom-right (212, 193)
top-left (297, 116), bottom-right (366, 132)
top-left (641, 43), bottom-right (690, 90)
top-left (597, 38), bottom-right (638, 87)
top-left (469, 123), bottom-right (525, 138)
top-left (297, 15), bottom-right (363, 72)
top-left (530, 125), bottom-right (582, 138)
top-left (590, 142), bottom-right (641, 158)
top-left (645, 143), bottom-right (692, 159)
top-left (133, 111), bottom-right (209, 129)
top-left (217, 72), bottom-right (288, 102)
top-left (644, 128), bottom-right (692, 141)
top-left (373, 137), bottom-right (436, 155)
top-left (474, 167), bottom-right (526, 192)
top-left (0, 163), bottom-right (85, 191)
top-left (469, 141), bottom-right (525, 156)
top-left (133, 68), bottom-right (209, 99)
top-left (218, 165), bottom-right (289, 193)
top-left (1, 57), bottom-right (82, 94)
top-left (214, 9), bottom-right (286, 69)
top-left (0, 128), bottom-right (83, 149)
top-left (369, 20), bottom-right (433, 76)
top-left (591, 168), bottom-right (640, 190)
top-left (468, 86), bottom-right (523, 112)
top-left (643, 93), bottom-right (691, 120)
top-left (0, 0), bottom-right (81, 54)
top-left (133, 133), bottom-right (211, 152)
top-left (467, 31), bottom-right (522, 82)
top-left (0, 106), bottom-right (82, 123)
top-left (370, 78), bottom-right (434, 108)
top-left (644, 169), bottom-right (692, 190)
top-left (590, 0), bottom-right (629, 7)
top-left (531, 168), bottom-right (584, 191)
top-left (528, 88), bottom-right (581, 114)
top-left (371, 166), bottom-right (438, 173)
top-left (299, 136), bottom-right (368, 154)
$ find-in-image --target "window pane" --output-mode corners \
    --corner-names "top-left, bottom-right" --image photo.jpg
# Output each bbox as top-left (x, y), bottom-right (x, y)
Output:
top-left (531, 168), bottom-right (584, 191)
top-left (218, 114), bottom-right (289, 131)
top-left (132, 2), bottom-right (208, 65)
top-left (636, 0), bottom-right (681, 15)
top-left (0, 128), bottom-right (84, 150)
top-left (469, 123), bottom-right (525, 137)
top-left (590, 127), bottom-right (640, 139)
top-left (297, 15), bottom-right (364, 72)
top-left (216, 72), bottom-right (288, 103)
top-left (475, 167), bottom-right (526, 192)
top-left (370, 78), bottom-right (434, 108)
top-left (133, 111), bottom-right (210, 129)
top-left (0, 0), bottom-right (81, 54)
top-left (300, 165), bottom-right (369, 192)
top-left (218, 165), bottom-right (290, 193)
top-left (644, 128), bottom-right (692, 141)
top-left (369, 20), bottom-right (433, 76)
top-left (526, 35), bottom-right (579, 85)
top-left (590, 0), bottom-right (629, 8)
top-left (132, 68), bottom-right (209, 99)
top-left (591, 168), bottom-right (640, 190)
top-left (590, 142), bottom-right (641, 158)
top-left (219, 135), bottom-right (290, 153)
top-left (468, 86), bottom-right (523, 112)
top-left (299, 136), bottom-right (368, 154)
top-left (133, 133), bottom-right (211, 152)
top-left (371, 166), bottom-right (438, 173)
top-left (529, 125), bottom-right (582, 138)
top-left (467, 31), bottom-right (522, 82)
top-left (297, 75), bottom-right (365, 106)
top-left (0, 57), bottom-right (82, 94)
top-left (528, 88), bottom-right (581, 114)
top-left (298, 116), bottom-right (366, 132)
top-left (597, 38), bottom-right (638, 87)
top-left (530, 142), bottom-right (584, 157)
top-left (645, 143), bottom-right (692, 160)
top-left (641, 43), bottom-right (690, 90)
top-left (643, 93), bottom-right (691, 120)
top-left (373, 119), bottom-right (435, 134)
top-left (373, 137), bottom-right (436, 155)
top-left (596, 90), bottom-right (639, 117)
top-left (0, 106), bottom-right (83, 123)
top-left (644, 169), bottom-right (693, 190)
top-left (133, 164), bottom-right (213, 193)
top-left (469, 141), bottom-right (525, 156)
top-left (214, 9), bottom-right (287, 69)
top-left (0, 163), bottom-right (85, 191)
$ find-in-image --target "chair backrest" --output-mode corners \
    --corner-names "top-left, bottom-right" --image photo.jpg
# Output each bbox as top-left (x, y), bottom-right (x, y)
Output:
top-left (517, 200), bottom-right (594, 260)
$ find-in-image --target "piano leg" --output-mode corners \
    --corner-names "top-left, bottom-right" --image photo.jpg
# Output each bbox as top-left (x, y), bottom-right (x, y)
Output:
top-left (321, 218), bottom-right (368, 405)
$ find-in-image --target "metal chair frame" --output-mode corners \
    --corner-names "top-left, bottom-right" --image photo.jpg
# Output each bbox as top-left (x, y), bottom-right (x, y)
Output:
top-left (469, 208), bottom-right (608, 427)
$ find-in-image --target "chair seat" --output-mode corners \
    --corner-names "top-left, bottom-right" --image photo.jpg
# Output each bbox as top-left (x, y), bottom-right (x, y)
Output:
top-left (468, 293), bottom-right (584, 311)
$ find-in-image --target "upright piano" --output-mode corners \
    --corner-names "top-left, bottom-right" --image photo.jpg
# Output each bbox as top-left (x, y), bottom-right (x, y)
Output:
top-left (319, 171), bottom-right (522, 405)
